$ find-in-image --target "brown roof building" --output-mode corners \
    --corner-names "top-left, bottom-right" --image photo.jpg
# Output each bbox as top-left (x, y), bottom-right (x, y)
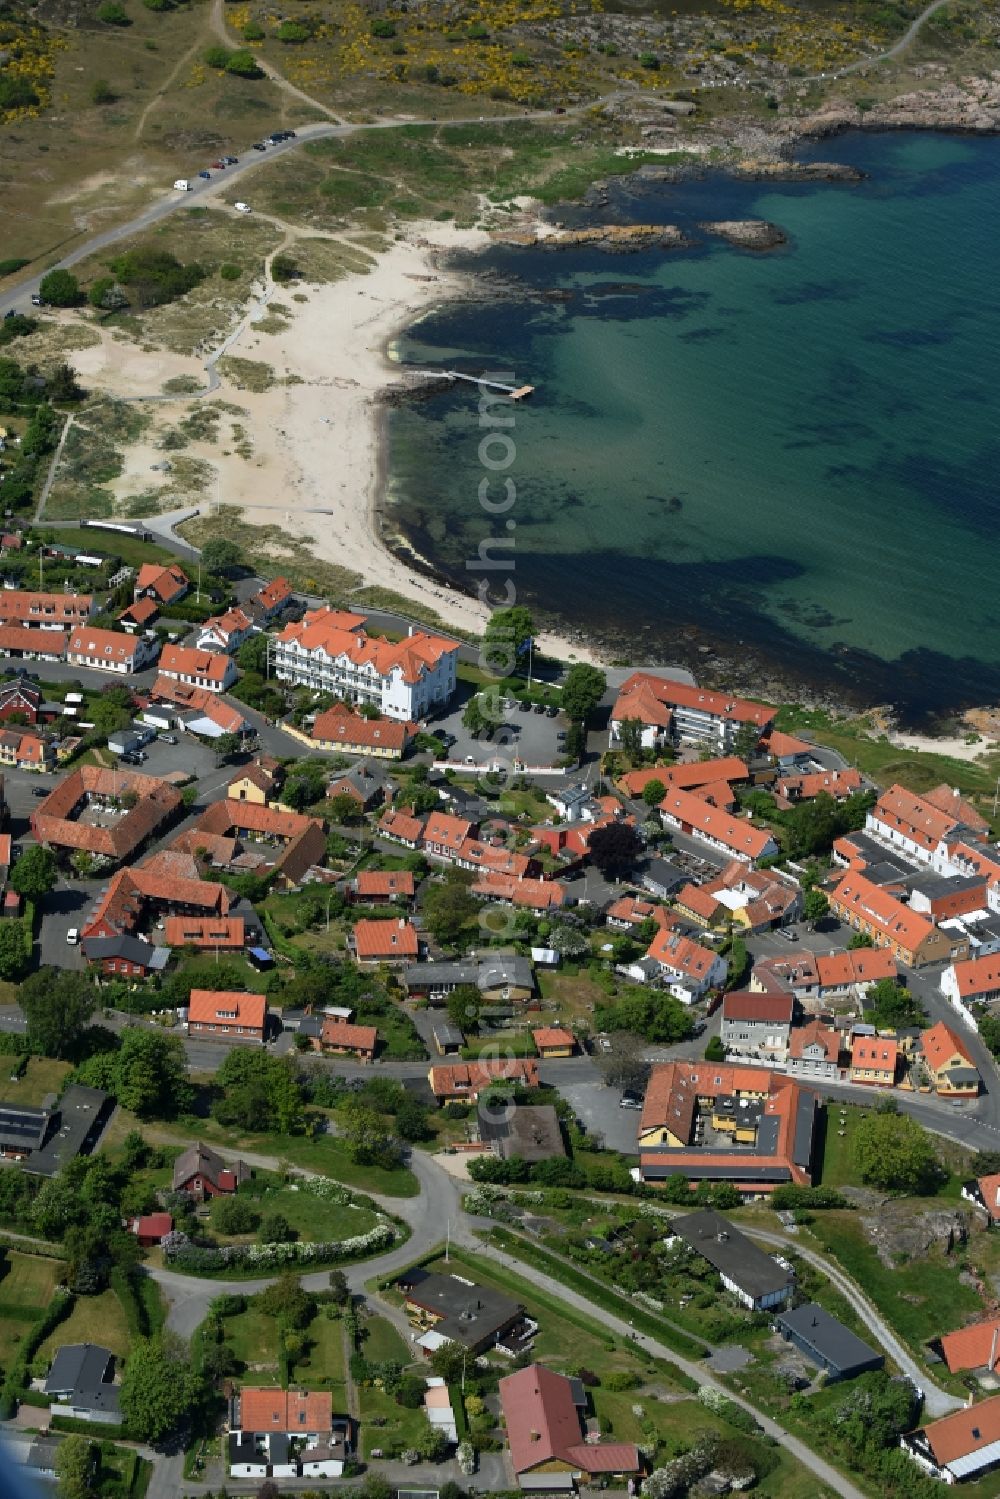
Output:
top-left (31, 767), bottom-right (182, 865)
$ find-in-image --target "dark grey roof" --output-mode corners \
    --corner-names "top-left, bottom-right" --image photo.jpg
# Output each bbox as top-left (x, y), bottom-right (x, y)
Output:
top-left (673, 1210), bottom-right (794, 1300)
top-left (946, 1067), bottom-right (981, 1086)
top-left (229, 1432), bottom-right (258, 1463)
top-left (775, 1302), bottom-right (883, 1377)
top-left (397, 1268), bottom-right (523, 1347)
top-left (172, 1141), bottom-right (249, 1191)
top-left (403, 956), bottom-right (533, 993)
top-left (644, 1158), bottom-right (793, 1183)
top-left (404, 961), bottom-right (476, 990)
top-left (432, 1020), bottom-right (465, 1048)
top-left (839, 831), bottom-right (918, 875)
top-left (270, 1432), bottom-right (290, 1464)
top-left (793, 1090), bottom-right (818, 1169)
top-left (0, 1101), bottom-right (49, 1153)
top-left (907, 874), bottom-right (985, 899)
top-left (82, 934), bottom-right (168, 969)
top-left (477, 1102), bottom-right (565, 1162)
top-left (45, 1343), bottom-right (114, 1398)
top-left (642, 859), bottom-right (685, 893)
top-left (26, 1086), bottom-right (112, 1178)
top-left (477, 955), bottom-right (533, 992)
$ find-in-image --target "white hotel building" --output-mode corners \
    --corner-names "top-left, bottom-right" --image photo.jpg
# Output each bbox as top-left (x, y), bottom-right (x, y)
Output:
top-left (271, 605), bottom-right (459, 722)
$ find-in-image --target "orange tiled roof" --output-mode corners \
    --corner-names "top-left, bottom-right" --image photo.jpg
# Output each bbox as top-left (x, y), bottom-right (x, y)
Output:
top-left (320, 1016), bottom-right (378, 1053)
top-left (870, 783), bottom-right (964, 853)
top-left (68, 626), bottom-right (147, 667)
top-left (255, 576), bottom-right (292, 612)
top-left (613, 673), bottom-right (775, 730)
top-left (830, 873), bottom-right (936, 954)
top-left (239, 1387), bottom-right (333, 1435)
top-left (647, 927), bottom-right (720, 981)
top-left (920, 1393), bottom-right (1000, 1468)
top-left (471, 872), bottom-right (566, 909)
top-left (533, 1027), bottom-right (575, 1051)
top-left (659, 785), bottom-right (776, 860)
top-left (160, 644), bottom-right (233, 685)
top-left (789, 1019), bottom-right (839, 1060)
top-left (0, 625), bottom-right (67, 657)
top-left (429, 1058), bottom-right (539, 1096)
top-left (950, 953), bottom-right (1000, 1000)
top-left (921, 1021), bottom-right (973, 1073)
top-left (354, 870), bottom-right (415, 899)
top-left (378, 806), bottom-right (425, 844)
top-left (353, 918), bottom-right (419, 961)
top-left (197, 799), bottom-right (322, 842)
top-left (0, 590), bottom-right (93, 626)
top-left (164, 916), bottom-right (245, 949)
top-left (814, 948), bottom-right (898, 988)
top-left (851, 1036), bottom-right (898, 1070)
top-left (312, 705), bottom-right (412, 752)
top-left (777, 768), bottom-right (863, 801)
top-left (188, 989), bottom-right (266, 1031)
top-left (424, 810), bottom-right (474, 850)
top-left (31, 766), bottom-right (182, 860)
top-left (940, 1316), bottom-right (1000, 1374)
top-left (276, 607), bottom-right (458, 685)
top-left (135, 563), bottom-right (188, 603)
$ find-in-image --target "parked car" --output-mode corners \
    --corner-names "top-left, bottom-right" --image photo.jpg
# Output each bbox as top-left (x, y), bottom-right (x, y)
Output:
top-left (545, 704), bottom-right (558, 717)
top-left (66, 928), bottom-right (79, 945)
top-left (620, 1091), bottom-right (644, 1110)
top-left (222, 155), bottom-right (239, 165)
top-left (31, 786), bottom-right (48, 797)
top-left (30, 294), bottom-right (44, 306)
top-left (776, 927), bottom-right (799, 943)
top-left (210, 160), bottom-right (225, 169)
top-left (532, 701), bottom-right (545, 713)
top-left (234, 202), bottom-right (252, 214)
top-left (159, 733), bottom-right (178, 745)
top-left (252, 142), bottom-right (267, 152)
top-left (198, 170), bottom-right (211, 180)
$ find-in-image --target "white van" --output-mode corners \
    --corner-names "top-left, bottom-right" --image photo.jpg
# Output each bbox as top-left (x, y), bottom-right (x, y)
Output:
top-left (66, 928), bottom-right (79, 945)
top-left (173, 179), bottom-right (191, 191)
top-left (234, 201), bottom-right (252, 214)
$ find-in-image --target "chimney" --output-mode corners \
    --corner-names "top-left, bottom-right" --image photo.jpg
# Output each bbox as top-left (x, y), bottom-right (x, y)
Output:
top-left (990, 1325), bottom-right (999, 1373)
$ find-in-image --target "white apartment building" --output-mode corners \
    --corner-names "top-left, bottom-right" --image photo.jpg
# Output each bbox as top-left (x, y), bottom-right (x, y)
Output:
top-left (271, 606), bottom-right (458, 722)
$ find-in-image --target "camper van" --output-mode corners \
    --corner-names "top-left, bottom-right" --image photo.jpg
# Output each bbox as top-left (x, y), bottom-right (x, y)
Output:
top-left (173, 179), bottom-right (191, 191)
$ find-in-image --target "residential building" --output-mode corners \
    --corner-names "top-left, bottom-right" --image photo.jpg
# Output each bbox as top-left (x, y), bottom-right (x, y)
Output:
top-left (645, 927), bottom-right (728, 1003)
top-left (0, 625), bottom-right (67, 662)
top-left (347, 870), bottom-right (415, 905)
top-left (117, 595), bottom-right (160, 634)
top-left (172, 1142), bottom-right (250, 1200)
top-left (403, 956), bottom-right (535, 1004)
top-left (0, 1101), bottom-right (50, 1160)
top-left (81, 850), bottom-right (231, 941)
top-left (939, 1315), bottom-right (1000, 1375)
top-left (774, 768), bottom-right (864, 805)
top-left (229, 1387), bottom-right (341, 1481)
top-left (866, 783), bottom-right (986, 874)
top-left (477, 1102), bottom-right (566, 1162)
top-left (272, 606), bottom-right (459, 721)
top-left (942, 954), bottom-right (1000, 1008)
top-left (164, 916), bottom-right (246, 950)
top-left (187, 800), bottom-right (327, 890)
top-left (921, 1021), bottom-right (980, 1097)
top-left (659, 786), bottom-right (779, 865)
top-left (720, 990), bottom-right (794, 1062)
top-left (309, 704), bottom-right (415, 759)
top-left (129, 1212), bottom-right (174, 1247)
top-left (909, 874), bottom-right (989, 923)
top-left (499, 1364), bottom-right (640, 1484)
top-left (774, 1303), bottom-right (883, 1382)
top-left (196, 605), bottom-right (255, 655)
top-left (31, 766), bottom-right (182, 867)
top-left (533, 1026), bottom-right (576, 1058)
top-left (678, 861), bottom-right (801, 935)
top-left (378, 806), bottom-right (425, 848)
top-left (134, 562), bottom-right (188, 606)
top-left (228, 761), bottom-right (282, 805)
top-left (397, 1267), bottom-right (531, 1355)
top-left (605, 895), bottom-right (674, 931)
top-left (351, 917), bottom-right (419, 966)
top-left (618, 757), bottom-right (750, 799)
top-left (247, 576), bottom-right (293, 621)
top-left (186, 989), bottom-right (268, 1046)
top-left (67, 626), bottom-right (159, 675)
top-left (640, 858), bottom-right (687, 900)
top-left (962, 1173), bottom-right (1000, 1226)
top-left (81, 934), bottom-right (170, 979)
top-left (44, 1344), bottom-right (120, 1425)
top-left (765, 729), bottom-right (816, 770)
top-left (0, 678), bottom-right (42, 722)
top-left (0, 589), bottom-right (94, 630)
top-left (850, 1035), bottom-right (898, 1087)
top-left (149, 675), bottom-right (251, 738)
top-left (902, 1392), bottom-right (1000, 1484)
top-left (317, 1016), bottom-right (377, 1062)
top-left (21, 1086), bottom-right (113, 1179)
top-left (787, 1019), bottom-right (842, 1081)
top-left (813, 947), bottom-right (899, 999)
top-left (672, 1209), bottom-right (794, 1310)
top-left (611, 672), bottom-right (774, 752)
top-left (327, 761), bottom-right (390, 811)
top-left (471, 872), bottom-right (567, 911)
top-left (0, 729), bottom-right (54, 771)
top-left (159, 644), bottom-right (237, 694)
top-left (427, 1057), bottom-right (539, 1103)
top-left (829, 872), bottom-right (968, 968)
top-left (637, 1063), bottom-right (817, 1193)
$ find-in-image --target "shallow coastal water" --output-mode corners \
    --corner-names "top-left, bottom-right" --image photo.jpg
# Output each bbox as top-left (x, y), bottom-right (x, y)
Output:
top-left (387, 132), bottom-right (1000, 721)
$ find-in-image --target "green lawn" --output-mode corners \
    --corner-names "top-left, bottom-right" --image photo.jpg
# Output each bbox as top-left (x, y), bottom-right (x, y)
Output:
top-left (38, 1287), bottom-right (131, 1362)
top-left (211, 1183), bottom-right (379, 1244)
top-left (224, 1305), bottom-right (280, 1377)
top-left (363, 1314), bottom-right (412, 1365)
top-left (0, 1252), bottom-right (61, 1311)
top-left (31, 525), bottom-right (175, 569)
top-left (809, 1214), bottom-right (981, 1356)
top-left (0, 1056), bottom-right (71, 1108)
top-left (293, 1311), bottom-right (348, 1395)
top-left (537, 967), bottom-right (613, 1026)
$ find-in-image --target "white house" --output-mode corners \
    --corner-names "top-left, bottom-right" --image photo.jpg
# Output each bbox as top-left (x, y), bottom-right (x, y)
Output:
top-left (159, 644), bottom-right (238, 694)
top-left (67, 627), bottom-right (159, 675)
top-left (271, 606), bottom-right (458, 722)
top-left (196, 606), bottom-right (255, 655)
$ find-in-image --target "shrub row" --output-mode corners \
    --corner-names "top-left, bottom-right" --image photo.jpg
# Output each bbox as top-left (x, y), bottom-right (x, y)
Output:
top-left (0, 1288), bottom-right (73, 1417)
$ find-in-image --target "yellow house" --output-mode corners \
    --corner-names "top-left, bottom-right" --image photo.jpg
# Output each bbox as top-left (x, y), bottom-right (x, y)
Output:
top-left (227, 762), bottom-right (278, 806)
top-left (532, 1027), bottom-right (575, 1058)
top-left (921, 1021), bottom-right (980, 1097)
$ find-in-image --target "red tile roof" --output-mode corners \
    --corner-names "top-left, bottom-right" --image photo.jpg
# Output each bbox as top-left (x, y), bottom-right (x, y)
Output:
top-left (239, 1387), bottom-right (333, 1435)
top-left (0, 625), bottom-right (67, 658)
top-left (82, 851), bottom-right (231, 939)
top-left (814, 948), bottom-right (898, 988)
top-left (254, 576), bottom-right (292, 613)
top-left (160, 643), bottom-right (233, 688)
top-left (921, 1021), bottom-right (973, 1073)
top-left (830, 873), bottom-right (936, 955)
top-left (276, 608), bottom-right (458, 685)
top-left (68, 626), bottom-right (149, 668)
top-left (647, 927), bottom-right (720, 982)
top-left (788, 1019), bottom-right (839, 1061)
top-left (941, 1316), bottom-right (1000, 1373)
top-left (923, 783), bottom-right (990, 834)
top-left (187, 989), bottom-right (267, 1033)
top-left (777, 768), bottom-right (863, 801)
top-left (471, 873), bottom-right (566, 909)
top-left (722, 990), bottom-right (794, 1024)
top-left (949, 954), bottom-right (1000, 1000)
top-left (378, 806), bottom-right (426, 844)
top-left (353, 918), bottom-right (419, 961)
top-left (613, 672), bottom-right (774, 731)
top-left (312, 706), bottom-right (413, 753)
top-left (31, 766), bottom-right (182, 860)
top-left (850, 1037), bottom-right (897, 1073)
top-left (0, 590), bottom-right (93, 626)
top-left (870, 783), bottom-right (964, 853)
top-left (164, 916), bottom-right (245, 949)
top-left (354, 870), bottom-right (415, 899)
top-left (118, 596), bottom-right (159, 628)
top-left (429, 1058), bottom-right (539, 1098)
top-left (135, 563), bottom-right (188, 603)
top-left (533, 1027), bottom-right (575, 1052)
top-left (500, 1365), bottom-right (630, 1477)
top-left (197, 798), bottom-right (322, 842)
top-left (919, 1393), bottom-right (1000, 1468)
top-left (320, 1016), bottom-right (378, 1054)
top-left (659, 786), bottom-right (776, 861)
top-left (135, 1212), bottom-right (173, 1240)
top-left (424, 810), bottom-right (474, 850)
top-left (975, 1174), bottom-right (1000, 1224)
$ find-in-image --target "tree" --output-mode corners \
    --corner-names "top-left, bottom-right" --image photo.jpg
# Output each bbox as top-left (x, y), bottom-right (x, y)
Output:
top-left (396, 1096), bottom-right (432, 1142)
top-left (866, 979), bottom-right (925, 1030)
top-left (588, 821), bottom-right (642, 875)
top-left (226, 48), bottom-right (264, 76)
top-left (214, 1196), bottom-right (260, 1235)
top-left (848, 932), bottom-right (874, 950)
top-left (560, 663), bottom-right (607, 725)
top-left (704, 1034), bottom-right (726, 1062)
top-left (595, 1033), bottom-right (650, 1095)
top-left (422, 869), bottom-right (480, 946)
top-left (617, 717), bottom-right (644, 761)
top-left (236, 632), bottom-right (269, 674)
top-left (10, 844), bottom-right (57, 901)
top-left (0, 920), bottom-right (27, 981)
top-left (55, 1434), bottom-right (97, 1499)
top-left (445, 984), bottom-right (480, 1035)
top-left (327, 1268), bottom-right (350, 1304)
top-left (90, 78), bottom-right (115, 104)
top-left (429, 1339), bottom-right (469, 1383)
top-left (549, 923), bottom-right (590, 959)
top-left (39, 269), bottom-right (82, 307)
top-left (481, 606), bottom-right (534, 675)
top-left (732, 720), bottom-right (763, 761)
top-left (641, 778), bottom-right (666, 807)
top-left (213, 731), bottom-right (243, 765)
top-left (727, 936), bottom-right (749, 989)
top-left (259, 1212), bottom-right (294, 1243)
top-left (596, 989), bottom-right (693, 1044)
top-left (20, 968), bottom-right (95, 1057)
top-left (119, 1333), bottom-right (203, 1443)
top-left (200, 537), bottom-right (241, 576)
top-left (212, 1051), bottom-right (304, 1135)
top-left (83, 1030), bottom-right (191, 1118)
top-left (802, 888), bottom-right (829, 927)
top-left (88, 276), bottom-right (128, 311)
top-left (97, 0), bottom-right (130, 21)
top-left (342, 1103), bottom-right (403, 1170)
top-left (257, 1272), bottom-right (316, 1329)
top-left (853, 1110), bottom-right (940, 1194)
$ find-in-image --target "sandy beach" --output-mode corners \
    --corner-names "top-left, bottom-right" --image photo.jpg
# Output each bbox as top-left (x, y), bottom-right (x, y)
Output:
top-left (68, 212), bottom-right (603, 666)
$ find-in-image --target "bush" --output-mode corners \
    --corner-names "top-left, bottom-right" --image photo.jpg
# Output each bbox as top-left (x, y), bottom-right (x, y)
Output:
top-left (277, 19), bottom-right (310, 41)
top-left (90, 79), bottom-right (116, 105)
top-left (97, 1), bottom-right (130, 22)
top-left (371, 18), bottom-right (396, 36)
top-left (226, 48), bottom-right (263, 77)
top-left (243, 19), bottom-right (265, 38)
top-left (39, 270), bottom-right (82, 307)
top-left (204, 45), bottom-right (231, 68)
top-left (0, 79), bottom-right (39, 110)
top-left (213, 1197), bottom-right (260, 1236)
top-left (220, 263), bottom-right (242, 281)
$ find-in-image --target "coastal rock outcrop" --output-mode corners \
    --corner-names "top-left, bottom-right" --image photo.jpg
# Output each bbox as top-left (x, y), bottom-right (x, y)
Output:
top-left (698, 219), bottom-right (787, 250)
top-left (733, 158), bottom-right (864, 182)
top-left (494, 223), bottom-right (691, 251)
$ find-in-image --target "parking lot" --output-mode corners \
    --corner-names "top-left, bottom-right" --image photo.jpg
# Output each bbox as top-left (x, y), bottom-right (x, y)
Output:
top-left (429, 693), bottom-right (571, 771)
top-left (551, 1071), bottom-right (643, 1156)
top-left (118, 730), bottom-right (220, 783)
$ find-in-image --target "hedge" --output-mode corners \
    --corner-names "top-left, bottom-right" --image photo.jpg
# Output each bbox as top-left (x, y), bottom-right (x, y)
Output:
top-left (0, 1288), bottom-right (73, 1416)
top-left (50, 1413), bottom-right (126, 1438)
top-left (112, 1267), bottom-right (163, 1338)
top-left (165, 1220), bottom-right (398, 1275)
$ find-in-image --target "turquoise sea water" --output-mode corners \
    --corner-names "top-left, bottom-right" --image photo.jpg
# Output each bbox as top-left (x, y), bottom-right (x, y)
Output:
top-left (387, 132), bottom-right (1000, 722)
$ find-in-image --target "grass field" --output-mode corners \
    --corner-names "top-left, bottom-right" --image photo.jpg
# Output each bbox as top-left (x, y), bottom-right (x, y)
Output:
top-left (537, 968), bottom-right (612, 1026)
top-left (37, 1287), bottom-right (131, 1362)
top-left (211, 1183), bottom-right (378, 1244)
top-left (293, 1310), bottom-right (347, 1395)
top-left (362, 1315), bottom-right (411, 1366)
top-left (0, 1057), bottom-right (71, 1109)
top-left (0, 1252), bottom-right (62, 1313)
top-left (224, 1304), bottom-right (280, 1377)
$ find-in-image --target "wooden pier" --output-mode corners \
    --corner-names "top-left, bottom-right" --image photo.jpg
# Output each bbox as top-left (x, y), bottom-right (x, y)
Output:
top-left (424, 370), bottom-right (535, 400)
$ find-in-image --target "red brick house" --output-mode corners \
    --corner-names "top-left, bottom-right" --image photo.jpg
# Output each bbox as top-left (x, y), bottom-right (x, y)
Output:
top-left (186, 989), bottom-right (268, 1045)
top-left (171, 1143), bottom-right (249, 1200)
